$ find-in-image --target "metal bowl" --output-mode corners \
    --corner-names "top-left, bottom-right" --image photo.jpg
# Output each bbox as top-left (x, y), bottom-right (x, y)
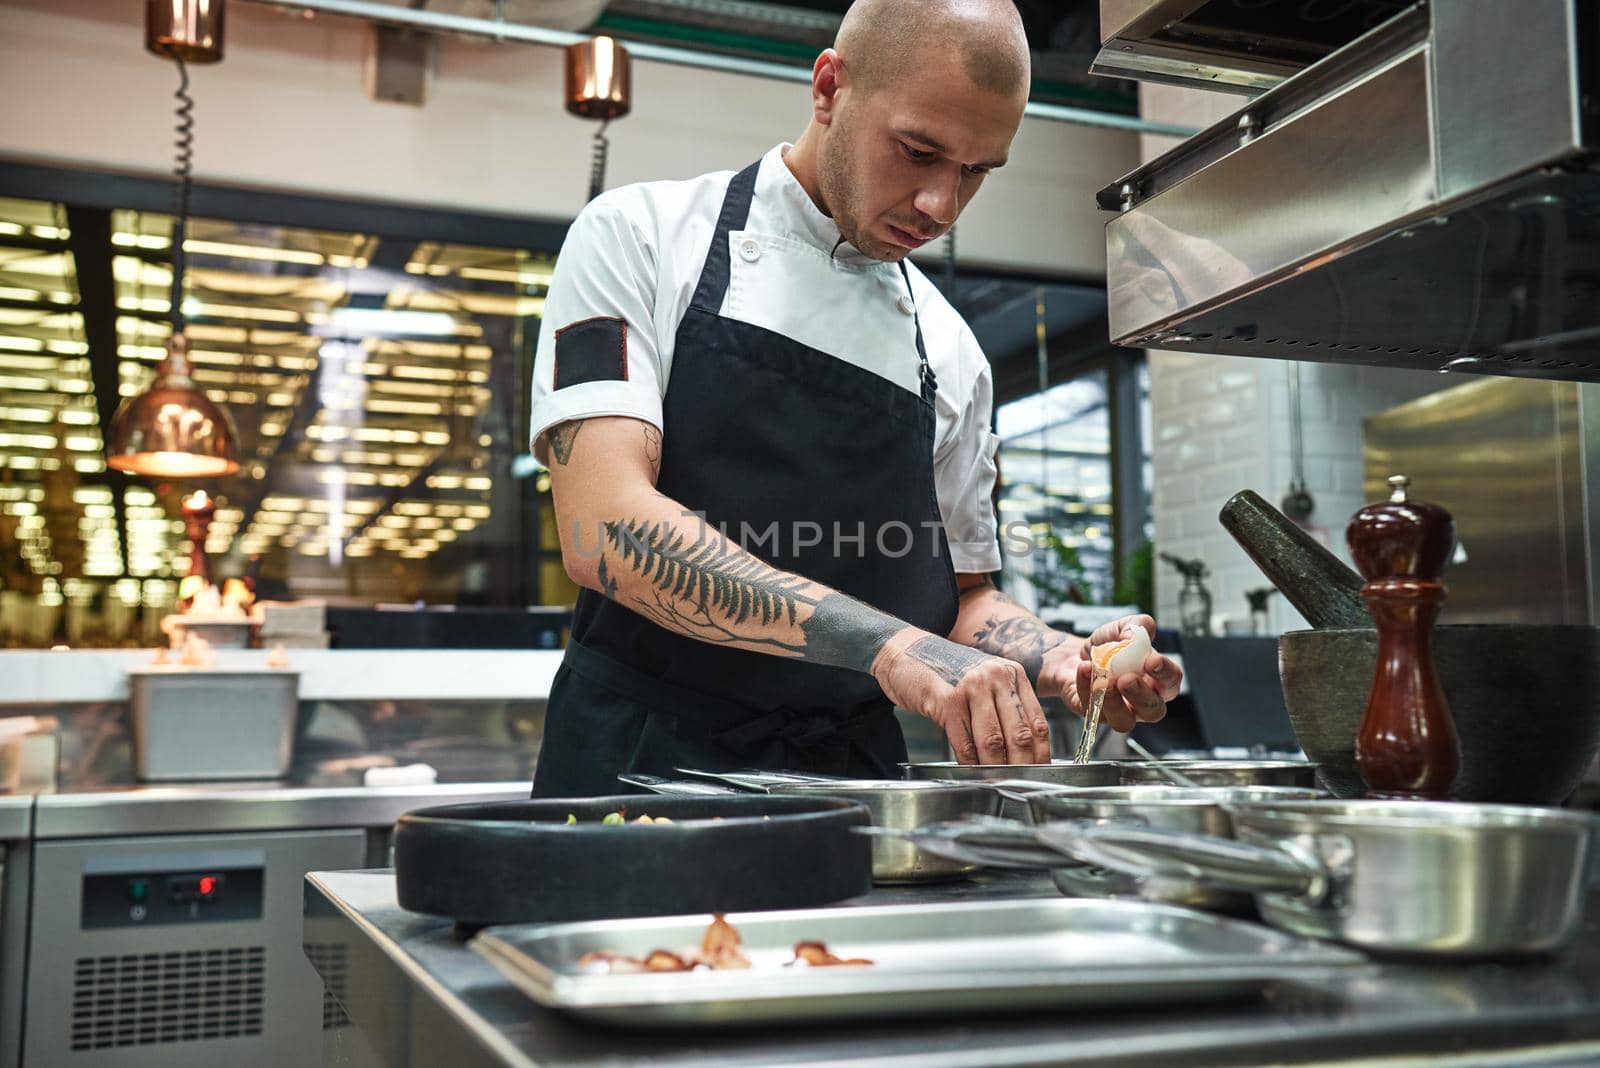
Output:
top-left (901, 760), bottom-right (1124, 787)
top-left (1027, 785), bottom-right (1324, 910)
top-left (902, 762), bottom-right (1124, 821)
top-left (1118, 760), bottom-right (1319, 789)
top-left (775, 780), bottom-right (1000, 884)
top-left (1279, 625), bottom-right (1600, 803)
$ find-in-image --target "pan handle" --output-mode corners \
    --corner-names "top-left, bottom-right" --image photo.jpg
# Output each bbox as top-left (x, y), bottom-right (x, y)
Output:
top-left (1036, 822), bottom-right (1327, 901)
top-left (616, 774), bottom-right (741, 796)
top-left (858, 818), bottom-right (1073, 870)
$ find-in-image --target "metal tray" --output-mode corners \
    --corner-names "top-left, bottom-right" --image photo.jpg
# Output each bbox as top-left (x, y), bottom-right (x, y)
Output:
top-left (471, 898), bottom-right (1366, 1027)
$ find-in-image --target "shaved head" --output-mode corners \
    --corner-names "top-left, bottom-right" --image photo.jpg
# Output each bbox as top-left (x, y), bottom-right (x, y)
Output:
top-left (836, 0), bottom-right (1030, 98)
top-left (784, 0), bottom-right (1029, 262)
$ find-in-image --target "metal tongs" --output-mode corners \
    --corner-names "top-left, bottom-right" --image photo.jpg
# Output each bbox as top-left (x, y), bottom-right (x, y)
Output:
top-left (857, 816), bottom-right (1091, 871)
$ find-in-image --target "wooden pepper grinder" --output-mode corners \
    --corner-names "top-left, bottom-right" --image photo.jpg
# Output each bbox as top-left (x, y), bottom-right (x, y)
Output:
top-left (1346, 475), bottom-right (1461, 799)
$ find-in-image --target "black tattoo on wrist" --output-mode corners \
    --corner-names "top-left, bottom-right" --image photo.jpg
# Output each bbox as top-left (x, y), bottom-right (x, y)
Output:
top-left (905, 636), bottom-right (992, 687)
top-left (801, 594), bottom-right (904, 673)
top-left (548, 421), bottom-right (582, 465)
top-left (971, 616), bottom-right (1070, 687)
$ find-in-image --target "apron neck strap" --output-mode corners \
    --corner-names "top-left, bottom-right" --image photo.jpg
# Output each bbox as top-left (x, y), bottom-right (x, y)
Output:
top-left (689, 160), bottom-right (761, 314)
top-left (898, 260), bottom-right (937, 404)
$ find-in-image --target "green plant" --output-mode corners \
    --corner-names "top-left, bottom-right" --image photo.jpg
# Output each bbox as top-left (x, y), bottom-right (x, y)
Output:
top-left (1022, 531), bottom-right (1091, 607)
top-left (1115, 540), bottom-right (1154, 615)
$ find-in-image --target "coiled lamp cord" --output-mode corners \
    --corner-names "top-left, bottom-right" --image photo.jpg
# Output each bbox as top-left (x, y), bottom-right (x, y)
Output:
top-left (588, 119), bottom-right (611, 203)
top-left (169, 52), bottom-right (195, 334)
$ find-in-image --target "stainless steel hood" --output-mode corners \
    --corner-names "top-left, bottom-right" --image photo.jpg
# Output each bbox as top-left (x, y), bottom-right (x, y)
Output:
top-left (1092, 0), bottom-right (1413, 93)
top-left (1100, 0), bottom-right (1600, 384)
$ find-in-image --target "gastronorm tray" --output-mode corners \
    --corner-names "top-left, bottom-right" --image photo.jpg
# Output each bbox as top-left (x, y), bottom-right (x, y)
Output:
top-left (471, 897), bottom-right (1366, 1027)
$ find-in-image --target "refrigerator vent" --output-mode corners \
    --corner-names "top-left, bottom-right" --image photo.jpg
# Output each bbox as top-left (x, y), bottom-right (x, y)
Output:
top-left (302, 941), bottom-right (351, 1030)
top-left (70, 947), bottom-right (265, 1050)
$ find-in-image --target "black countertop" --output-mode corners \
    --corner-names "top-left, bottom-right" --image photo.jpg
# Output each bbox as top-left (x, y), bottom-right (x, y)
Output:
top-left (304, 869), bottom-right (1600, 1068)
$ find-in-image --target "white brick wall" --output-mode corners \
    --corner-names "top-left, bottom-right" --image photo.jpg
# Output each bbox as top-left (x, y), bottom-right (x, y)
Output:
top-left (1139, 87), bottom-right (1447, 635)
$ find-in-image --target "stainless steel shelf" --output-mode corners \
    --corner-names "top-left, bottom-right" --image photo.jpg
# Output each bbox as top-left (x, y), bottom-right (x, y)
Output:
top-left (33, 782), bottom-right (529, 839)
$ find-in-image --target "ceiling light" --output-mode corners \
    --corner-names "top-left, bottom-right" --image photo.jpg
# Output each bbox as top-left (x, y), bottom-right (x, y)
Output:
top-left (325, 308), bottom-right (458, 337)
top-left (108, 1), bottom-right (237, 479)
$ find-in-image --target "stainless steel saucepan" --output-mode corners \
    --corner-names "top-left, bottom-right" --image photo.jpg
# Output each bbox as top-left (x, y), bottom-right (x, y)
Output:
top-left (1026, 785), bottom-right (1324, 910)
top-left (1118, 760), bottom-right (1319, 789)
top-left (1054, 800), bottom-right (1598, 958)
top-left (903, 760), bottom-right (1124, 819)
top-left (643, 770), bottom-right (1000, 883)
top-left (773, 780), bottom-right (1000, 883)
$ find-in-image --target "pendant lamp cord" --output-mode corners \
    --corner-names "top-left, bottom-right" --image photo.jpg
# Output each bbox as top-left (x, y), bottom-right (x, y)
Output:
top-left (170, 52), bottom-right (195, 336)
top-left (588, 118), bottom-right (612, 203)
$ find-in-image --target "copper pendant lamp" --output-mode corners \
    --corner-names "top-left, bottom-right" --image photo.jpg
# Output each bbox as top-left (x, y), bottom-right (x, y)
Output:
top-left (565, 36), bottom-right (631, 202)
top-left (107, 0), bottom-right (238, 478)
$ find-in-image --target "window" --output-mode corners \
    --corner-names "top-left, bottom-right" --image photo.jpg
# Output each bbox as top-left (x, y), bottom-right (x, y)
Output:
top-left (0, 180), bottom-right (565, 648)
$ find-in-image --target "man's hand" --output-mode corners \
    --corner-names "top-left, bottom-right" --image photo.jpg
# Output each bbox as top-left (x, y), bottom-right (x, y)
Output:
top-left (871, 629), bottom-right (1051, 765)
top-left (1066, 615), bottom-right (1184, 733)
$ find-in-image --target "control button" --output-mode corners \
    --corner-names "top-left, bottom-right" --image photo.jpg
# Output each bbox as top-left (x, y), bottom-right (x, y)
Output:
top-left (897, 294), bottom-right (916, 316)
top-left (738, 238), bottom-right (761, 263)
top-left (127, 879), bottom-right (148, 903)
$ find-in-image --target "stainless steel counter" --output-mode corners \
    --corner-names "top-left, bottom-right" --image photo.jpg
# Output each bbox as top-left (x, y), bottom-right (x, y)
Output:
top-left (305, 869), bottom-right (1600, 1068)
top-left (0, 798), bottom-right (30, 840)
top-left (33, 780), bottom-right (530, 839)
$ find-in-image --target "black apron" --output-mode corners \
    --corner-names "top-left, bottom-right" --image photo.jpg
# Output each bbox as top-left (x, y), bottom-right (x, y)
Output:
top-left (532, 158), bottom-right (960, 797)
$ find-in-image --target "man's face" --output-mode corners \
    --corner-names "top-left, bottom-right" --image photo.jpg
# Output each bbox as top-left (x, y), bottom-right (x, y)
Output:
top-left (818, 51), bottom-right (1024, 262)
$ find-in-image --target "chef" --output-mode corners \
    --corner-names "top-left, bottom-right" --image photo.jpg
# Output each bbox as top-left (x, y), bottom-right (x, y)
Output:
top-left (529, 0), bottom-right (1184, 797)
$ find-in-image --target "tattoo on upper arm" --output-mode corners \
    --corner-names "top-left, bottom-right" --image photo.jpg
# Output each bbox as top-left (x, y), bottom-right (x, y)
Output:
top-left (971, 616), bottom-right (1070, 686)
top-left (905, 636), bottom-right (992, 687)
top-left (642, 424), bottom-right (662, 475)
top-left (548, 421), bottom-right (583, 465)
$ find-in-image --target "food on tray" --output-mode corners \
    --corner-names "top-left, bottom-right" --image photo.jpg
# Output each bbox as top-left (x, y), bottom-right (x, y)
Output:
top-left (579, 913), bottom-right (751, 973)
top-left (789, 940), bottom-right (873, 967)
top-left (559, 809), bottom-right (674, 826)
top-left (576, 914), bottom-right (872, 973)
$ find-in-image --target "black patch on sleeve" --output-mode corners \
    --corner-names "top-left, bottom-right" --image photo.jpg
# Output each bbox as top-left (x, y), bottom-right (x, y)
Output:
top-left (553, 316), bottom-right (629, 389)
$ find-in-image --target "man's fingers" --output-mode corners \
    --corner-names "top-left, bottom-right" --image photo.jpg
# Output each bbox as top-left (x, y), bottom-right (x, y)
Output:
top-left (1013, 676), bottom-right (1052, 764)
top-left (1117, 674), bottom-right (1167, 724)
top-left (991, 672), bottom-right (1042, 764)
top-left (967, 689), bottom-right (1009, 765)
top-left (1144, 654), bottom-right (1184, 701)
top-left (1073, 660), bottom-right (1093, 717)
top-left (1100, 686), bottom-right (1138, 733)
top-left (944, 712), bottom-right (979, 765)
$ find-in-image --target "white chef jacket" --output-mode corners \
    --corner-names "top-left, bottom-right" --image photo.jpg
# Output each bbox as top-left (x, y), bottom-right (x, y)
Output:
top-left (529, 143), bottom-right (1002, 574)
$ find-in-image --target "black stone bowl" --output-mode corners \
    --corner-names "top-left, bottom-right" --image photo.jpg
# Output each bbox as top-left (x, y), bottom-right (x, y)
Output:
top-left (1278, 626), bottom-right (1600, 804)
top-left (394, 795), bottom-right (873, 928)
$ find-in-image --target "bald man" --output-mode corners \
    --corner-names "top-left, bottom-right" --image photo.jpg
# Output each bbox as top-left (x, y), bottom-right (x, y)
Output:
top-left (528, 0), bottom-right (1182, 796)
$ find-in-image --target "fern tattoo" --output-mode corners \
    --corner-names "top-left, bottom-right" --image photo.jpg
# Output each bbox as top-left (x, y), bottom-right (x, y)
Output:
top-left (605, 518), bottom-right (814, 625)
top-left (600, 517), bottom-right (905, 670)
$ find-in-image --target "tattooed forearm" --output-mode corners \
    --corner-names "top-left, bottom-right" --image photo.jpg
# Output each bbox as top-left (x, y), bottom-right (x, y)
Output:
top-left (971, 616), bottom-right (1071, 686)
top-left (605, 517), bottom-right (816, 625)
top-left (598, 514), bottom-right (908, 671)
top-left (548, 421), bottom-right (582, 465)
top-left (905, 636), bottom-right (995, 688)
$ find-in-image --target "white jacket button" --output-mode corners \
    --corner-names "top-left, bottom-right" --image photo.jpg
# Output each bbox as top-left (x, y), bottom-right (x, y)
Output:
top-left (897, 294), bottom-right (916, 316)
top-left (739, 238), bottom-right (761, 262)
